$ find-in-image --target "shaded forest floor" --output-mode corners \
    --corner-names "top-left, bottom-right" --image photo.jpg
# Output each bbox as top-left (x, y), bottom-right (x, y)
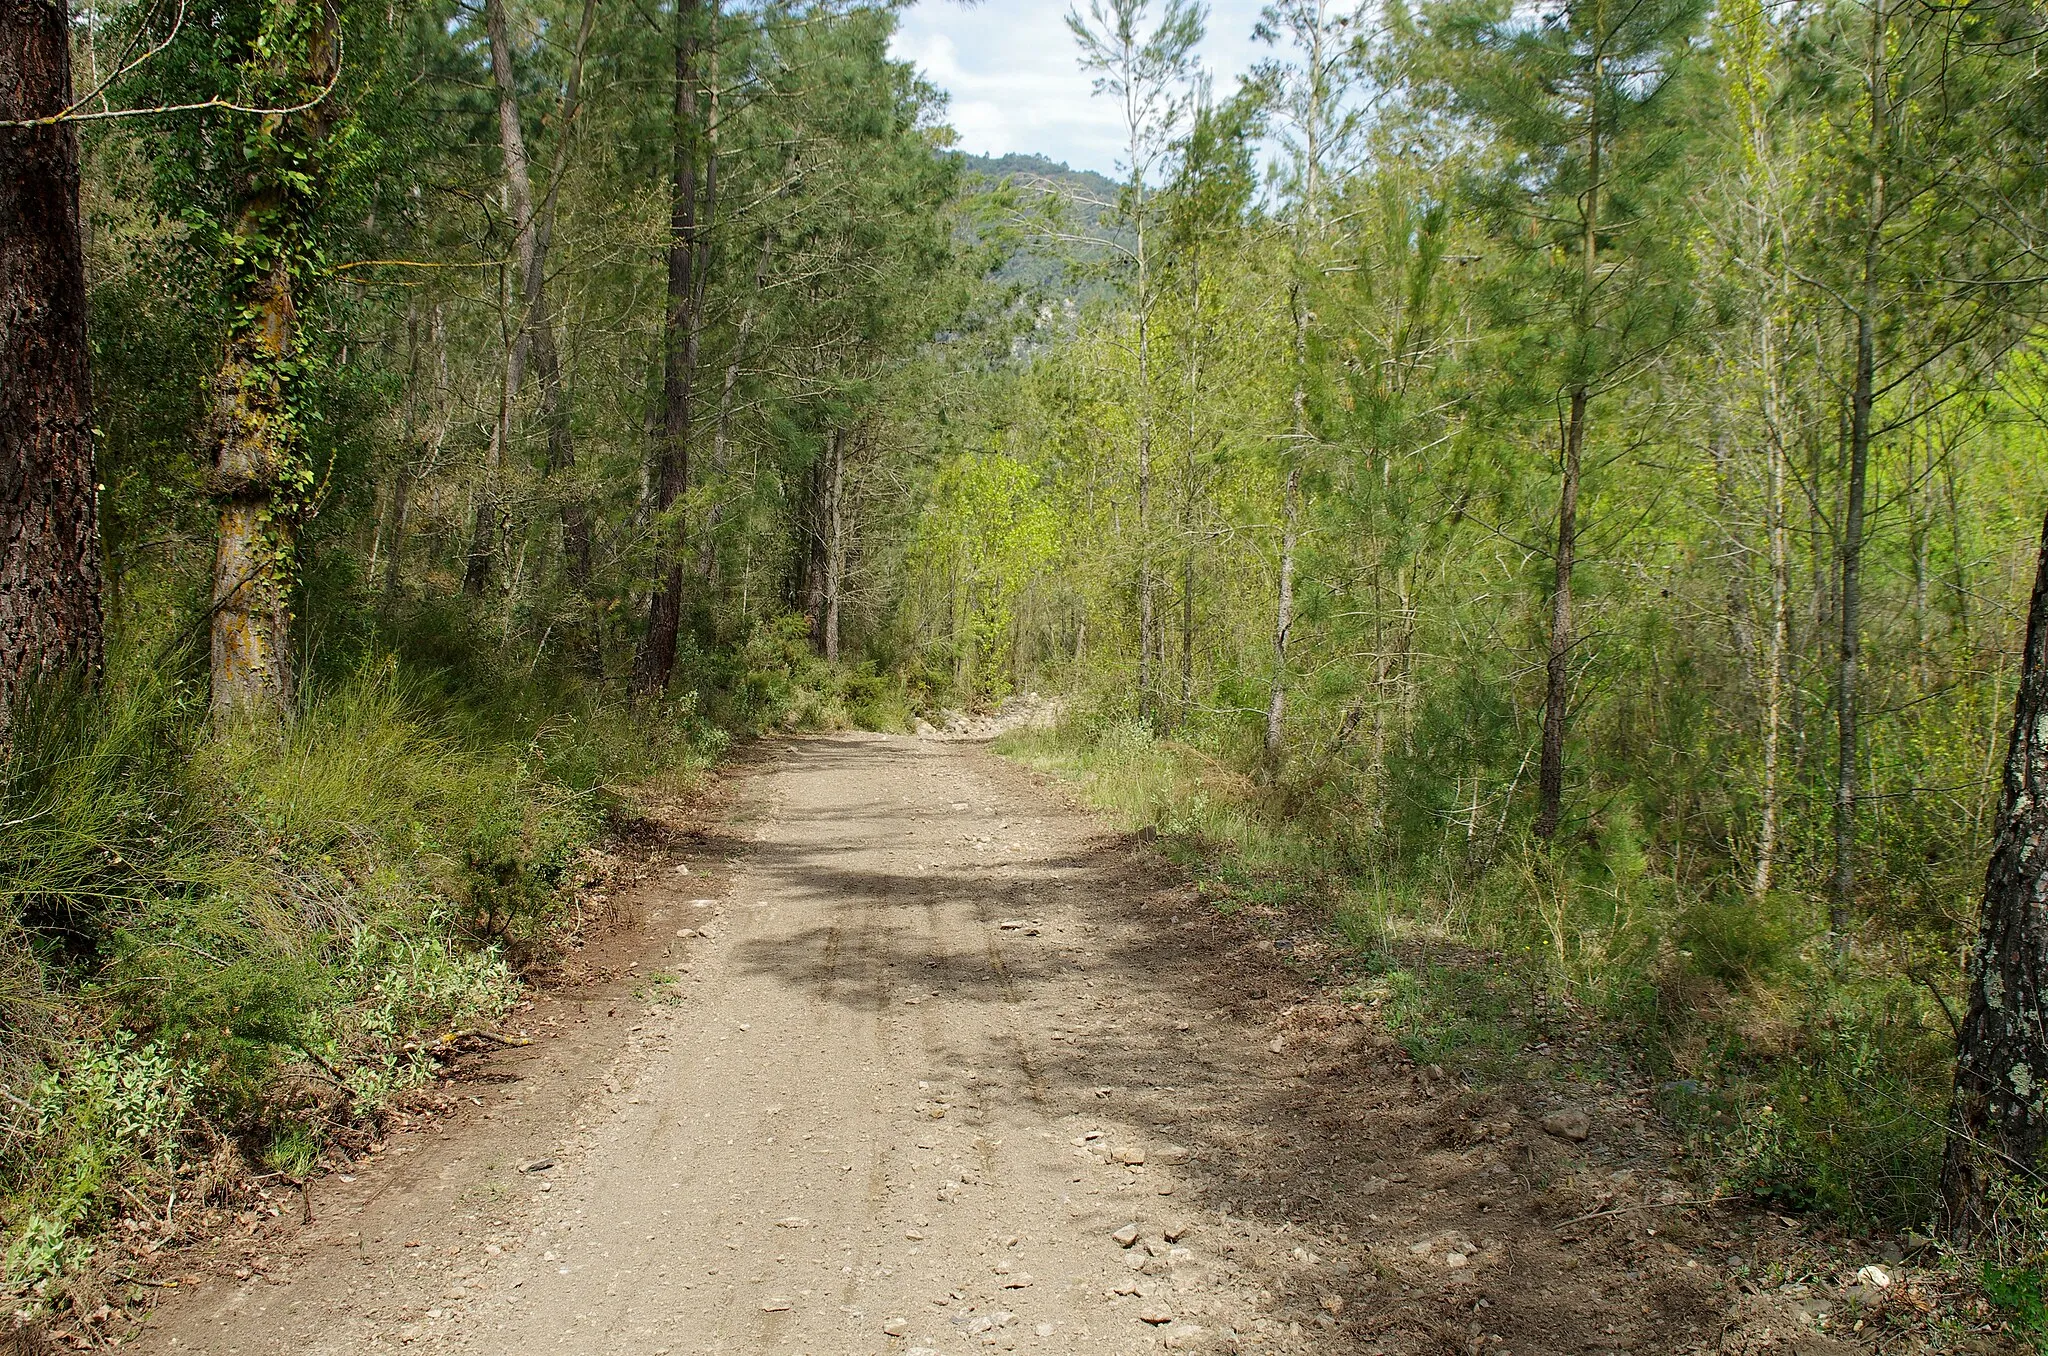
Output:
top-left (91, 734), bottom-right (2021, 1356)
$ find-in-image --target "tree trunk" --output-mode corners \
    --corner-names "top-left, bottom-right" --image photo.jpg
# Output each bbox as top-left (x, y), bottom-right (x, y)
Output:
top-left (822, 427), bottom-right (844, 663)
top-left (1265, 278), bottom-right (1312, 770)
top-left (635, 0), bottom-right (710, 693)
top-left (1832, 0), bottom-right (1888, 944)
top-left (697, 290), bottom-right (759, 589)
top-left (208, 3), bottom-right (338, 721)
top-left (1754, 364), bottom-right (1789, 899)
top-left (1534, 58), bottom-right (1602, 842)
top-left (0, 0), bottom-right (103, 734)
top-left (1265, 465), bottom-right (1300, 765)
top-left (534, 0), bottom-right (599, 589)
top-left (210, 262), bottom-right (300, 718)
top-left (1941, 506), bottom-right (2048, 1238)
top-left (464, 0), bottom-right (550, 596)
top-left (1534, 384), bottom-right (1587, 839)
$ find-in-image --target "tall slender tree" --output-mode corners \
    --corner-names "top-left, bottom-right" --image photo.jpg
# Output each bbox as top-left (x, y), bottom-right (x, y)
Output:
top-left (1070, 0), bottom-right (1204, 719)
top-left (1429, 0), bottom-right (1705, 838)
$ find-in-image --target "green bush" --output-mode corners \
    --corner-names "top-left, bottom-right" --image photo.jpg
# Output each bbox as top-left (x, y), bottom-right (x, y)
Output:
top-left (1, 646), bottom-right (711, 1310)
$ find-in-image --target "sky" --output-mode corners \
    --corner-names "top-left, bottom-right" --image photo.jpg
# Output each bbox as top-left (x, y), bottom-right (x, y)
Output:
top-left (888, 1), bottom-right (1273, 180)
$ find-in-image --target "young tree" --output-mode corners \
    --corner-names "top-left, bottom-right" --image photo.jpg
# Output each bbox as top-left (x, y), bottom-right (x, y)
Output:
top-left (1428, 0), bottom-right (1705, 838)
top-left (1251, 0), bottom-right (1368, 768)
top-left (465, 0), bottom-right (597, 595)
top-left (0, 0), bottom-right (104, 732)
top-left (1070, 0), bottom-right (1204, 718)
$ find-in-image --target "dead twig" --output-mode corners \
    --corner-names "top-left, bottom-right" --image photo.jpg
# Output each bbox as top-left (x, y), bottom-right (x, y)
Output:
top-left (1557, 1194), bottom-right (1737, 1227)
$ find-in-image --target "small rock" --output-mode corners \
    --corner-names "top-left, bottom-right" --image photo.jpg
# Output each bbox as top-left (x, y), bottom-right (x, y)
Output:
top-left (1137, 1304), bottom-right (1175, 1325)
top-left (1320, 1294), bottom-right (1344, 1316)
top-left (1856, 1264), bottom-right (1892, 1288)
top-left (1034, 1323), bottom-right (1055, 1337)
top-left (521, 1159), bottom-right (554, 1173)
top-left (1542, 1108), bottom-right (1593, 1141)
top-left (761, 1297), bottom-right (793, 1312)
top-left (1163, 1222), bottom-right (1189, 1242)
top-left (1445, 1252), bottom-right (1469, 1269)
top-left (881, 1318), bottom-right (909, 1337)
top-left (1112, 1223), bottom-right (1141, 1247)
top-left (675, 928), bottom-right (696, 938)
top-left (1001, 1273), bottom-right (1034, 1289)
top-left (1113, 1145), bottom-right (1146, 1166)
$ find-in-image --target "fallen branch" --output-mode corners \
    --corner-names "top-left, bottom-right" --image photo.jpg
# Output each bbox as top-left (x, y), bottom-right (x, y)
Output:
top-left (435, 1029), bottom-right (533, 1048)
top-left (1557, 1195), bottom-right (1737, 1227)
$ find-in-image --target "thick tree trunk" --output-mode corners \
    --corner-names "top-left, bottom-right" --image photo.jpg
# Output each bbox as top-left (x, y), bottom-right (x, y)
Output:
top-left (207, 7), bottom-right (337, 722)
top-left (1534, 385), bottom-right (1587, 840)
top-left (209, 252), bottom-right (300, 719)
top-left (1941, 507), bottom-right (2048, 1238)
top-left (635, 0), bottom-right (710, 692)
top-left (0, 0), bottom-right (103, 734)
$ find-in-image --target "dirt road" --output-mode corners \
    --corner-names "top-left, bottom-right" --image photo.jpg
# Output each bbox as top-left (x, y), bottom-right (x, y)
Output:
top-left (129, 733), bottom-right (1835, 1356)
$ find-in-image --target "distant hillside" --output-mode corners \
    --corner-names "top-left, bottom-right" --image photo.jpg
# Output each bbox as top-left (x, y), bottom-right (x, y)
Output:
top-left (957, 152), bottom-right (1135, 300)
top-left (962, 153), bottom-right (1121, 214)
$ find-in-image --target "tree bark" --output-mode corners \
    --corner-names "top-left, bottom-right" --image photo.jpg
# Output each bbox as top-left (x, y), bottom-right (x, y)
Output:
top-left (1941, 506), bottom-right (2048, 1238)
top-left (1266, 274), bottom-right (1310, 771)
top-left (822, 427), bottom-right (844, 663)
top-left (0, 0), bottom-right (103, 734)
top-left (635, 0), bottom-right (710, 692)
top-left (1264, 464), bottom-right (1301, 765)
top-left (1834, 0), bottom-right (1887, 942)
top-left (1754, 363), bottom-right (1789, 899)
top-left (208, 2), bottom-right (338, 722)
top-left (1535, 384), bottom-right (1587, 839)
top-left (1534, 55), bottom-right (1602, 842)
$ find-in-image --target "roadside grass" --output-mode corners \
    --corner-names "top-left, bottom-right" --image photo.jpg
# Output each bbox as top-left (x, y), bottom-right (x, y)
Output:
top-left (0, 658), bottom-right (727, 1316)
top-left (0, 605), bottom-right (919, 1320)
top-left (996, 715), bottom-right (1964, 1244)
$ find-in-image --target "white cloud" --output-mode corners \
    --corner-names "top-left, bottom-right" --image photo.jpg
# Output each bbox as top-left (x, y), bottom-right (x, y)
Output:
top-left (890, 0), bottom-right (1274, 178)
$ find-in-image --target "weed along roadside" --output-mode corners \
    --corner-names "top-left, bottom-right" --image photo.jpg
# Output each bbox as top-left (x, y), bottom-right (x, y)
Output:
top-left (0, 634), bottom-right (906, 1346)
top-left (994, 714), bottom-right (2048, 1352)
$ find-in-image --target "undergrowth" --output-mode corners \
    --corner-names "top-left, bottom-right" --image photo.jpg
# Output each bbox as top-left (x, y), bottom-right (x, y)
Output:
top-left (0, 606), bottom-right (887, 1321)
top-left (997, 711), bottom-right (1965, 1242)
